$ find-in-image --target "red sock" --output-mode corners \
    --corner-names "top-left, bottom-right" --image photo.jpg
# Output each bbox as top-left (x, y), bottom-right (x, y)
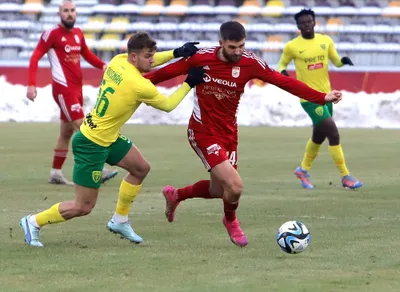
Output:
top-left (177, 180), bottom-right (215, 201)
top-left (223, 197), bottom-right (238, 221)
top-left (52, 149), bottom-right (68, 169)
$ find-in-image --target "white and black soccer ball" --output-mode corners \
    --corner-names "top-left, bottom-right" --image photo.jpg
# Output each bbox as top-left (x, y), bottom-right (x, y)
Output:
top-left (276, 221), bottom-right (310, 254)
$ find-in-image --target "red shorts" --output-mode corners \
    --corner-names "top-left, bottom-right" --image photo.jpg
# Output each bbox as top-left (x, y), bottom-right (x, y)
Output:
top-left (52, 84), bottom-right (84, 122)
top-left (187, 127), bottom-right (238, 171)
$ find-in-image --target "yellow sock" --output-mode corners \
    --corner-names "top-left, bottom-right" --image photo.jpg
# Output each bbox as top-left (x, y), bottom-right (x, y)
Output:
top-left (328, 145), bottom-right (350, 177)
top-left (301, 139), bottom-right (321, 171)
top-left (35, 203), bottom-right (66, 227)
top-left (116, 180), bottom-right (142, 216)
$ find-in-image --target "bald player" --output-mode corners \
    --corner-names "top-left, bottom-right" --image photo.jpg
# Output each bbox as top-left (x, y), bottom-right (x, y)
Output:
top-left (27, 0), bottom-right (118, 185)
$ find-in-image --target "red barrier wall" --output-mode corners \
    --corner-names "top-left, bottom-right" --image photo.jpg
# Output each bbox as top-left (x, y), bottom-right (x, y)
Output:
top-left (0, 67), bottom-right (398, 93)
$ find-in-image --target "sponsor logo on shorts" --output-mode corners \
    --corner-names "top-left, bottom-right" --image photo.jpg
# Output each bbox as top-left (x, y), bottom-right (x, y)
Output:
top-left (92, 171), bottom-right (102, 183)
top-left (71, 103), bottom-right (82, 112)
top-left (206, 143), bottom-right (221, 156)
top-left (315, 106), bottom-right (324, 116)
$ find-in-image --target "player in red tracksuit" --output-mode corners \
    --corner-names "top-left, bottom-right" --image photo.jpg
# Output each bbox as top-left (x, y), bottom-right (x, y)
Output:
top-left (26, 0), bottom-right (117, 185)
top-left (145, 21), bottom-right (343, 247)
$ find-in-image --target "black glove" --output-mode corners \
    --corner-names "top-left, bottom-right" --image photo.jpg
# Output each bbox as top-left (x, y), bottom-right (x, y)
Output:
top-left (185, 67), bottom-right (206, 88)
top-left (173, 42), bottom-right (200, 58)
top-left (341, 56), bottom-right (354, 66)
top-left (281, 70), bottom-right (289, 76)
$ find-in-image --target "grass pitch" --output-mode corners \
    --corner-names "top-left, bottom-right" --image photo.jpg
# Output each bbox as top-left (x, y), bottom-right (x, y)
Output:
top-left (0, 123), bottom-right (399, 292)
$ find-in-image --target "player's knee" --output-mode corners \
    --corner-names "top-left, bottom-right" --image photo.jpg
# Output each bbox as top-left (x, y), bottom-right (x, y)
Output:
top-left (226, 178), bottom-right (243, 200)
top-left (129, 161), bottom-right (151, 180)
top-left (327, 130), bottom-right (340, 145)
top-left (60, 128), bottom-right (74, 140)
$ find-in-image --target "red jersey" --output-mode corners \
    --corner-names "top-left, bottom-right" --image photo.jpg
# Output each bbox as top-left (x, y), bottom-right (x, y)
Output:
top-left (28, 24), bottom-right (105, 90)
top-left (146, 47), bottom-right (326, 140)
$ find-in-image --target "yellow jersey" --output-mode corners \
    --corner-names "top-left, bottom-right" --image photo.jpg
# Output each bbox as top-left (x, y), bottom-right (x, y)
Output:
top-left (278, 33), bottom-right (343, 100)
top-left (80, 50), bottom-right (191, 146)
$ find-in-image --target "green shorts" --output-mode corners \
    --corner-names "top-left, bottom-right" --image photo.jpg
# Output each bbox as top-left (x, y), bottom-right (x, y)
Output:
top-left (72, 131), bottom-right (132, 189)
top-left (301, 101), bottom-right (333, 126)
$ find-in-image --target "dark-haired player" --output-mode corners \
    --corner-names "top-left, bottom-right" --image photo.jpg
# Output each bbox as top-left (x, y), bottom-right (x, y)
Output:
top-left (278, 8), bottom-right (362, 190)
top-left (146, 21), bottom-right (344, 247)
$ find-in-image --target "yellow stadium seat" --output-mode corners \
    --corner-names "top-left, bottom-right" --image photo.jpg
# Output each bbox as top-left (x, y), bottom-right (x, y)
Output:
top-left (262, 0), bottom-right (284, 17)
top-left (83, 33), bottom-right (96, 49)
top-left (165, 0), bottom-right (188, 16)
top-left (98, 33), bottom-right (122, 52)
top-left (83, 16), bottom-right (107, 33)
top-left (108, 17), bottom-right (130, 33)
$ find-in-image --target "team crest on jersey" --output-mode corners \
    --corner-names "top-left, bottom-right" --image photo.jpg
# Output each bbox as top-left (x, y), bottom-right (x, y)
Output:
top-left (320, 44), bottom-right (326, 50)
top-left (74, 35), bottom-right (80, 44)
top-left (92, 171), bottom-right (102, 183)
top-left (232, 66), bottom-right (240, 78)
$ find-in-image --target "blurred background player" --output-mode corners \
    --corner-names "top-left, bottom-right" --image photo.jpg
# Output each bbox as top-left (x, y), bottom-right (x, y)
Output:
top-left (20, 32), bottom-right (204, 247)
top-left (278, 8), bottom-right (363, 190)
top-left (146, 21), bottom-right (343, 247)
top-left (26, 0), bottom-right (117, 185)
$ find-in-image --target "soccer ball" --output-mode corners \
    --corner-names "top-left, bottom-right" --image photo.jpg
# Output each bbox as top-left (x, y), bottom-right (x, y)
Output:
top-left (276, 221), bottom-right (310, 254)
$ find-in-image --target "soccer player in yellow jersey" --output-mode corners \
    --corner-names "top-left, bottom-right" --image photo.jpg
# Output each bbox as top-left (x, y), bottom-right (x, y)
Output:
top-left (20, 32), bottom-right (206, 247)
top-left (278, 8), bottom-right (363, 190)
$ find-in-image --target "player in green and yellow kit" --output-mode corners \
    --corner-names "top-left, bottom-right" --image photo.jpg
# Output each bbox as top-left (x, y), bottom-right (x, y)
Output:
top-left (278, 8), bottom-right (363, 190)
top-left (20, 32), bottom-right (205, 247)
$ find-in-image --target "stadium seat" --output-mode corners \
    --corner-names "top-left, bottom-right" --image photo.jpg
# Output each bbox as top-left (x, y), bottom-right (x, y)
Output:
top-left (262, 0), bottom-right (284, 17)
top-left (141, 0), bottom-right (164, 15)
top-left (164, 0), bottom-right (188, 16)
top-left (107, 16), bottom-right (129, 33)
top-left (238, 0), bottom-right (261, 16)
top-left (82, 16), bottom-right (107, 33)
top-left (20, 0), bottom-right (43, 14)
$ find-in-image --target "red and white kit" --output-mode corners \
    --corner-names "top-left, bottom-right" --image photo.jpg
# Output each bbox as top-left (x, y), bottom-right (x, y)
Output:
top-left (28, 24), bottom-right (105, 122)
top-left (146, 47), bottom-right (326, 170)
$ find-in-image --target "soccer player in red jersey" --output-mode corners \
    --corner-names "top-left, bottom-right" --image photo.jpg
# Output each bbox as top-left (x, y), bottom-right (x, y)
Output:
top-left (145, 21), bottom-right (343, 247)
top-left (26, 0), bottom-right (117, 185)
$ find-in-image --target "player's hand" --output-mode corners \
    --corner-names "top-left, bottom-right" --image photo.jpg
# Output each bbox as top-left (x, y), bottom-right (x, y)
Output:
top-left (185, 67), bottom-right (206, 88)
top-left (102, 63), bottom-right (108, 72)
top-left (325, 90), bottom-right (342, 104)
top-left (26, 86), bottom-right (37, 102)
top-left (341, 56), bottom-right (354, 66)
top-left (280, 70), bottom-right (289, 76)
top-left (173, 42), bottom-right (200, 58)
